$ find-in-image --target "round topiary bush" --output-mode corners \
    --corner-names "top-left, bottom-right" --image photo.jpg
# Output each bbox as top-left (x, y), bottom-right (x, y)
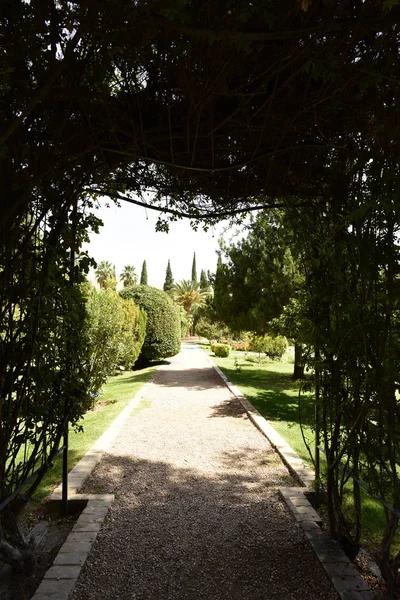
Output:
top-left (211, 342), bottom-right (231, 357)
top-left (120, 285), bottom-right (181, 362)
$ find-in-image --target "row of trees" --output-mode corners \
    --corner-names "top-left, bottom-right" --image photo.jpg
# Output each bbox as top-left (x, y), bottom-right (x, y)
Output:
top-left (95, 253), bottom-right (210, 294)
top-left (162, 253), bottom-right (212, 336)
top-left (95, 261), bottom-right (148, 289)
top-left (83, 280), bottom-right (185, 396)
top-left (95, 253), bottom-right (212, 338)
top-left (90, 251), bottom-right (216, 374)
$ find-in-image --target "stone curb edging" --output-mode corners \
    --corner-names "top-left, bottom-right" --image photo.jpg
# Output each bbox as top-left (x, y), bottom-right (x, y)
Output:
top-left (279, 488), bottom-right (374, 600)
top-left (31, 378), bottom-right (156, 600)
top-left (200, 347), bottom-right (374, 600)
top-left (32, 494), bottom-right (114, 600)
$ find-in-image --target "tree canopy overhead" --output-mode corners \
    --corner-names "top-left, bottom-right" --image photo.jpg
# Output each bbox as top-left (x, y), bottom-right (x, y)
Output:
top-left (2, 0), bottom-right (400, 231)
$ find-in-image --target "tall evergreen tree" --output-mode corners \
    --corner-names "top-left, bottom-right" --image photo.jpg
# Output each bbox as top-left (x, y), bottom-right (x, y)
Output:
top-left (199, 269), bottom-right (209, 291)
top-left (191, 252), bottom-right (197, 284)
top-left (140, 260), bottom-right (148, 285)
top-left (212, 254), bottom-right (225, 317)
top-left (163, 259), bottom-right (174, 292)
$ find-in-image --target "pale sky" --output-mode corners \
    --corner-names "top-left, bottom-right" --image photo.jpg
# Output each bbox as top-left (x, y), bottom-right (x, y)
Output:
top-left (83, 197), bottom-right (232, 289)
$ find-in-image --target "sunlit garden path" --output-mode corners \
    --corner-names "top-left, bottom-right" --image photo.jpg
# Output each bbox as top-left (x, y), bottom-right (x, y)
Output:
top-left (72, 343), bottom-right (337, 600)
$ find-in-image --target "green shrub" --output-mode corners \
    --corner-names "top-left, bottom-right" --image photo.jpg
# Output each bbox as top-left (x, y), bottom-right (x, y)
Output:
top-left (120, 285), bottom-right (181, 361)
top-left (118, 297), bottom-right (147, 367)
top-left (244, 354), bottom-right (269, 364)
top-left (195, 317), bottom-right (229, 340)
top-left (249, 334), bottom-right (288, 359)
top-left (211, 343), bottom-right (231, 357)
top-left (84, 286), bottom-right (147, 397)
top-left (232, 341), bottom-right (250, 351)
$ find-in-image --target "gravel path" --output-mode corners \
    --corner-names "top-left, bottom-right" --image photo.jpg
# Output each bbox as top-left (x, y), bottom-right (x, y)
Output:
top-left (72, 344), bottom-right (338, 600)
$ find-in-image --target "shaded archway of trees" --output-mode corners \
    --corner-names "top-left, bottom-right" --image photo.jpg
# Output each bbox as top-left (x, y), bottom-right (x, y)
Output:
top-left (1, 1), bottom-right (400, 592)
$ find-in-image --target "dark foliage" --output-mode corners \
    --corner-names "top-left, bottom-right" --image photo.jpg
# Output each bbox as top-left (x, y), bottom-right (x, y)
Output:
top-left (2, 1), bottom-right (400, 233)
top-left (0, 202), bottom-right (98, 553)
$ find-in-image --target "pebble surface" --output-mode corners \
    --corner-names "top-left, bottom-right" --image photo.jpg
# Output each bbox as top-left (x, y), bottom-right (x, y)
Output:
top-left (72, 344), bottom-right (338, 600)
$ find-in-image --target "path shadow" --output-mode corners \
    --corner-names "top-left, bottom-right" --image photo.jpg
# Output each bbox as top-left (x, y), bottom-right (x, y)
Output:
top-left (131, 359), bottom-right (171, 371)
top-left (212, 366), bottom-right (314, 427)
top-left (153, 367), bottom-right (226, 392)
top-left (208, 399), bottom-right (247, 419)
top-left (74, 453), bottom-right (336, 600)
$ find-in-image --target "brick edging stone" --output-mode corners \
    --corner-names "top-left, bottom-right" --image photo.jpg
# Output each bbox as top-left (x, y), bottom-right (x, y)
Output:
top-left (201, 346), bottom-right (375, 600)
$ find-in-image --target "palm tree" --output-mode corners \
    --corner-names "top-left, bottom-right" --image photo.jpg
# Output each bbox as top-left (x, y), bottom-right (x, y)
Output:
top-left (172, 280), bottom-right (208, 315)
top-left (95, 261), bottom-right (115, 289)
top-left (120, 264), bottom-right (137, 287)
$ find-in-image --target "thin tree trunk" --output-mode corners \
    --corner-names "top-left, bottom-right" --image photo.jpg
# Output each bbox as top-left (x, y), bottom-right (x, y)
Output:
top-left (293, 343), bottom-right (304, 379)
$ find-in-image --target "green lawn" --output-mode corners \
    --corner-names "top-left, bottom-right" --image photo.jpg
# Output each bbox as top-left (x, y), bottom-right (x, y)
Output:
top-left (201, 342), bottom-right (399, 555)
top-left (31, 365), bottom-right (156, 502)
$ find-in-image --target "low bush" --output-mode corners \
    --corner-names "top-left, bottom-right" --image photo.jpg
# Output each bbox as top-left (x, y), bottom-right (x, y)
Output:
top-left (211, 343), bottom-right (231, 357)
top-left (244, 354), bottom-right (269, 364)
top-left (232, 341), bottom-right (250, 351)
top-left (249, 334), bottom-right (288, 359)
top-left (120, 285), bottom-right (181, 361)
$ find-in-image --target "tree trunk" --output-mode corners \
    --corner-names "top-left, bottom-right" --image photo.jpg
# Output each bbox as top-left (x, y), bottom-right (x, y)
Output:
top-left (375, 512), bottom-right (399, 595)
top-left (0, 534), bottom-right (35, 575)
top-left (293, 343), bottom-right (304, 379)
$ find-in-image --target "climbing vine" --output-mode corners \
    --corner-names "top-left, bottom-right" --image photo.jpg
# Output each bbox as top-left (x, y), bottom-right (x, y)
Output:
top-left (0, 196), bottom-right (100, 558)
top-left (289, 154), bottom-right (400, 592)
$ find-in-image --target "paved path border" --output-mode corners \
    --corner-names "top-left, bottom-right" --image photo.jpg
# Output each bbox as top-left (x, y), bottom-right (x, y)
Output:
top-left (32, 378), bottom-right (155, 600)
top-left (202, 347), bottom-right (375, 600)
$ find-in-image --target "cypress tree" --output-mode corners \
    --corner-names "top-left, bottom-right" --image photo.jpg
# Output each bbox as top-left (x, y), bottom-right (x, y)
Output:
top-left (191, 252), bottom-right (197, 284)
top-left (199, 269), bottom-right (209, 291)
top-left (213, 254), bottom-right (225, 316)
top-left (163, 259), bottom-right (174, 292)
top-left (140, 260), bottom-right (148, 285)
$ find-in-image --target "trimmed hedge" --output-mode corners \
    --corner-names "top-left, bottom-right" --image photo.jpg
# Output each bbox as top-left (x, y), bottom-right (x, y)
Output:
top-left (211, 342), bottom-right (231, 357)
top-left (120, 285), bottom-right (181, 361)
